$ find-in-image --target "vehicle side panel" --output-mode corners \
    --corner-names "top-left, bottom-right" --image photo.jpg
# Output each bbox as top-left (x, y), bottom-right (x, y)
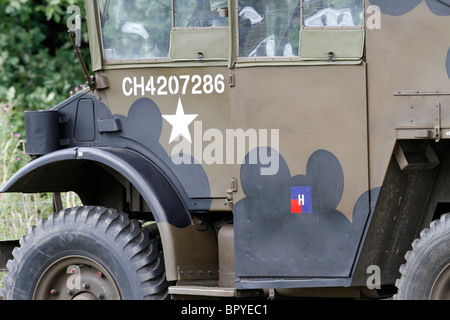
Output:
top-left (231, 63), bottom-right (371, 287)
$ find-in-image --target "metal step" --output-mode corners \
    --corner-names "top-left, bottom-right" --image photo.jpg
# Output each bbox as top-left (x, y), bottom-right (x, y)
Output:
top-left (169, 285), bottom-right (237, 297)
top-left (169, 285), bottom-right (265, 298)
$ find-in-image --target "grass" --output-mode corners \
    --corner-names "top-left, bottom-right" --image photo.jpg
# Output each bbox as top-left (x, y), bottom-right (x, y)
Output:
top-left (0, 103), bottom-right (51, 240)
top-left (0, 192), bottom-right (81, 241)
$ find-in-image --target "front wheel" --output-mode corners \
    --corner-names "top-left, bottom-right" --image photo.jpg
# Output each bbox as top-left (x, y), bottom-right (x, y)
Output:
top-left (394, 213), bottom-right (450, 300)
top-left (1, 206), bottom-right (169, 300)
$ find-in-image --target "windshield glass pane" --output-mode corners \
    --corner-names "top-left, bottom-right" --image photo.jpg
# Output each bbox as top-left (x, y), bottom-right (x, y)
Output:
top-left (99, 0), bottom-right (172, 59)
top-left (302, 0), bottom-right (363, 27)
top-left (238, 0), bottom-right (300, 57)
top-left (174, 0), bottom-right (229, 28)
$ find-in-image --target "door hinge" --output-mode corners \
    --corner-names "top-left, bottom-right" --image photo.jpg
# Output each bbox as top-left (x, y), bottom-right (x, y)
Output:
top-left (434, 100), bottom-right (441, 142)
top-left (228, 73), bottom-right (235, 87)
top-left (226, 177), bottom-right (238, 209)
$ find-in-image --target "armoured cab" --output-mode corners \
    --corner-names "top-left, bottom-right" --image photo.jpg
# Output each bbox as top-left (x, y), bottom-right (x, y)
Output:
top-left (1, 0), bottom-right (450, 300)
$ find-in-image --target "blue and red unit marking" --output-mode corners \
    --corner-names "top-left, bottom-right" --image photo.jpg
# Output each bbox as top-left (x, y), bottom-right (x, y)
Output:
top-left (290, 186), bottom-right (312, 213)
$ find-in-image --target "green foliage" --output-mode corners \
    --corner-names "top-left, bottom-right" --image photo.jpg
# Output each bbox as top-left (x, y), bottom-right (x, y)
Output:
top-left (0, 0), bottom-right (88, 239)
top-left (0, 0), bottom-right (90, 134)
top-left (0, 103), bottom-right (46, 240)
top-left (0, 0), bottom-right (87, 238)
top-left (0, 104), bottom-right (26, 186)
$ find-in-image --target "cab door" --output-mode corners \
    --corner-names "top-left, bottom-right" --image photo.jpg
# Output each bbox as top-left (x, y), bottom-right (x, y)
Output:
top-left (231, 0), bottom-right (371, 289)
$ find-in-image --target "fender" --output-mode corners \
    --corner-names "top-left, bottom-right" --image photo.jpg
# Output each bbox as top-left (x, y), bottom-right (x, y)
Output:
top-left (0, 146), bottom-right (220, 280)
top-left (0, 146), bottom-right (191, 228)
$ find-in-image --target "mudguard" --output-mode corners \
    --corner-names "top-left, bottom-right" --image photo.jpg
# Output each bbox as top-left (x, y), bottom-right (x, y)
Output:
top-left (0, 146), bottom-right (191, 228)
top-left (0, 146), bottom-right (220, 280)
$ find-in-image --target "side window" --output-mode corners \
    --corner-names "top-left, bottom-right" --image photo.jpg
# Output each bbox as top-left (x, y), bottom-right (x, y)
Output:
top-left (174, 0), bottom-right (229, 28)
top-left (299, 0), bottom-right (364, 61)
top-left (170, 0), bottom-right (230, 61)
top-left (99, 0), bottom-right (172, 59)
top-left (302, 0), bottom-right (363, 27)
top-left (238, 0), bottom-right (300, 58)
top-left (237, 0), bottom-right (364, 60)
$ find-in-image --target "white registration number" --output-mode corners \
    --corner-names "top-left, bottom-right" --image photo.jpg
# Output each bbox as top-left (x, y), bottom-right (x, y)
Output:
top-left (122, 74), bottom-right (226, 97)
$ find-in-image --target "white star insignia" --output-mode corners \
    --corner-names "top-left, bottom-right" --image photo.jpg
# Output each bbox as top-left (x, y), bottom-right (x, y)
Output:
top-left (162, 98), bottom-right (198, 143)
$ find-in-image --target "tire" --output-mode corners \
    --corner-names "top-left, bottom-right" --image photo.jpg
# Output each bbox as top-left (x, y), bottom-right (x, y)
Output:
top-left (1, 206), bottom-right (170, 300)
top-left (394, 213), bottom-right (450, 300)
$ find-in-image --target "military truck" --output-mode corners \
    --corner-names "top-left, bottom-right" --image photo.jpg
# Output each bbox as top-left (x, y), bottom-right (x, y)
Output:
top-left (1, 0), bottom-right (449, 300)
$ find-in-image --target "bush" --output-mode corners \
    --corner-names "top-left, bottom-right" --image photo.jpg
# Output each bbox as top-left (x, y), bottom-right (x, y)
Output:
top-left (0, 0), bottom-right (89, 134)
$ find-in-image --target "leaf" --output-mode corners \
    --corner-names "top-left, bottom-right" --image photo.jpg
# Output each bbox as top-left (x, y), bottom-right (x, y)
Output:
top-left (6, 87), bottom-right (16, 102)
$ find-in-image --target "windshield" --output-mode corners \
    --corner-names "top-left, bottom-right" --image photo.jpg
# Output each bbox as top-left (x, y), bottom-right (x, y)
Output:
top-left (99, 0), bottom-right (172, 59)
top-left (174, 0), bottom-right (228, 27)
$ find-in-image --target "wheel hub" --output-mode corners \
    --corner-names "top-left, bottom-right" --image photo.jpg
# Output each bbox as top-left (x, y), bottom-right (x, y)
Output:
top-left (33, 256), bottom-right (120, 300)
